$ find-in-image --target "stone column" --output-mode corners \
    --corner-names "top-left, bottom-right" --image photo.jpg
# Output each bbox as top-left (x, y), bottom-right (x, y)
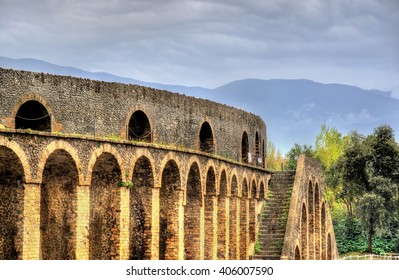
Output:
top-left (119, 186), bottom-right (130, 260)
top-left (151, 187), bottom-right (160, 260)
top-left (76, 184), bottom-right (90, 260)
top-left (22, 182), bottom-right (41, 260)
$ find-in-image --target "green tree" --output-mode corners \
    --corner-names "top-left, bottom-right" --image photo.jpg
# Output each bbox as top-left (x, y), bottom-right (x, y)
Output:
top-left (266, 140), bottom-right (286, 171)
top-left (285, 143), bottom-right (313, 170)
top-left (338, 125), bottom-right (399, 253)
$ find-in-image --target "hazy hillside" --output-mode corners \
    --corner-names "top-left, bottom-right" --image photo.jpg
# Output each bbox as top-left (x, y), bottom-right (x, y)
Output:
top-left (1, 56), bottom-right (398, 153)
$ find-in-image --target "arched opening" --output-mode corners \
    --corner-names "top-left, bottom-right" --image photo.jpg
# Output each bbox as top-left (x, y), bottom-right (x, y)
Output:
top-left (205, 166), bottom-right (216, 259)
top-left (199, 122), bottom-right (214, 153)
top-left (314, 183), bottom-right (320, 260)
top-left (249, 180), bottom-right (257, 243)
top-left (130, 156), bottom-right (154, 260)
top-left (301, 203), bottom-right (308, 260)
top-left (217, 170), bottom-right (227, 259)
top-left (327, 233), bottom-right (332, 260)
top-left (89, 153), bottom-right (121, 260)
top-left (241, 132), bottom-right (249, 163)
top-left (321, 202), bottom-right (326, 260)
top-left (240, 178), bottom-right (249, 259)
top-left (15, 100), bottom-right (51, 132)
top-left (294, 246), bottom-right (301, 260)
top-left (255, 132), bottom-right (260, 165)
top-left (159, 160), bottom-right (181, 260)
top-left (128, 110), bottom-right (152, 142)
top-left (40, 150), bottom-right (78, 260)
top-left (0, 147), bottom-right (24, 260)
top-left (259, 182), bottom-right (265, 199)
top-left (308, 180), bottom-right (314, 259)
top-left (262, 139), bottom-right (265, 168)
top-left (184, 163), bottom-right (202, 260)
top-left (229, 175), bottom-right (238, 259)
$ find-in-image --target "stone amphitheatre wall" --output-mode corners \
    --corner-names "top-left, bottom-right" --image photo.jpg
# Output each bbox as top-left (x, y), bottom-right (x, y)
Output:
top-left (0, 68), bottom-right (266, 164)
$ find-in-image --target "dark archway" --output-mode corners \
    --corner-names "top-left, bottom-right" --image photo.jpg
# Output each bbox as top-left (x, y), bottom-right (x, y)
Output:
top-left (259, 181), bottom-right (265, 199)
top-left (308, 180), bottom-right (314, 259)
top-left (41, 150), bottom-right (78, 260)
top-left (321, 202), bottom-right (326, 260)
top-left (0, 147), bottom-right (24, 260)
top-left (249, 180), bottom-right (257, 243)
top-left (301, 203), bottom-right (308, 260)
top-left (184, 163), bottom-right (202, 260)
top-left (255, 132), bottom-right (260, 164)
top-left (314, 183), bottom-right (320, 260)
top-left (241, 131), bottom-right (249, 163)
top-left (130, 156), bottom-right (154, 260)
top-left (217, 170), bottom-right (227, 259)
top-left (89, 153), bottom-right (122, 260)
top-left (199, 122), bottom-right (214, 153)
top-left (205, 166), bottom-right (216, 259)
top-left (240, 178), bottom-right (249, 259)
top-left (128, 110), bottom-right (152, 142)
top-left (229, 175), bottom-right (238, 259)
top-left (295, 246), bottom-right (301, 260)
top-left (159, 160), bottom-right (181, 260)
top-left (15, 100), bottom-right (51, 132)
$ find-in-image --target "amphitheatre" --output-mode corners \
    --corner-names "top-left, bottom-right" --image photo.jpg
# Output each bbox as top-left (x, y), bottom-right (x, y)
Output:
top-left (0, 67), bottom-right (337, 260)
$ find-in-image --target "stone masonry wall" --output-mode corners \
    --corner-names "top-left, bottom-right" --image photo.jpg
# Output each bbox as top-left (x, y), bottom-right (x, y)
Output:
top-left (0, 68), bottom-right (266, 163)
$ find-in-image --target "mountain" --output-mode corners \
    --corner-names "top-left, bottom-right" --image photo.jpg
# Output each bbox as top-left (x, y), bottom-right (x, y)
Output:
top-left (1, 56), bottom-right (398, 153)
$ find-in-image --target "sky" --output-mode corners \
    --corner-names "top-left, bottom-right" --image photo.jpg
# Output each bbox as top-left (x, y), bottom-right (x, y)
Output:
top-left (0, 0), bottom-right (398, 94)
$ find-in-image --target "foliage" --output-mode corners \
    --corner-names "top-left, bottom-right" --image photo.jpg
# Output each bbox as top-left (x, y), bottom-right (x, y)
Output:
top-left (266, 140), bottom-right (286, 171)
top-left (334, 216), bottom-right (396, 255)
top-left (285, 143), bottom-right (314, 170)
top-left (254, 240), bottom-right (261, 254)
top-left (336, 125), bottom-right (399, 253)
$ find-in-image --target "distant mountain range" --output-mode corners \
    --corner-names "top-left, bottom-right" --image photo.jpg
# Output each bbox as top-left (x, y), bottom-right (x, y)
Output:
top-left (1, 55), bottom-right (398, 153)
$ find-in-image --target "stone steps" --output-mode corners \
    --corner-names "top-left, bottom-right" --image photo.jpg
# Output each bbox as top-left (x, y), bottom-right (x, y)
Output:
top-left (252, 171), bottom-right (295, 260)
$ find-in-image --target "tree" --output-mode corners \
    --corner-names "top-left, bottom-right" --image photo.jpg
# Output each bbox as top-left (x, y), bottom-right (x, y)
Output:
top-left (266, 140), bottom-right (286, 171)
top-left (285, 143), bottom-right (313, 170)
top-left (338, 125), bottom-right (399, 253)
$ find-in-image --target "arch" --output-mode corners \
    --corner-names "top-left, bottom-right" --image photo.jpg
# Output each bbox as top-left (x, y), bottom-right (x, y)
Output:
top-left (321, 202), bottom-right (326, 260)
top-left (259, 181), bottom-right (266, 200)
top-left (229, 174), bottom-right (238, 259)
top-left (40, 149), bottom-right (78, 259)
top-left (301, 202), bottom-right (308, 260)
top-left (184, 162), bottom-right (202, 260)
top-left (37, 141), bottom-right (83, 185)
top-left (0, 146), bottom-right (25, 259)
top-left (240, 177), bottom-right (249, 259)
top-left (249, 179), bottom-right (257, 242)
top-left (87, 144), bottom-right (125, 185)
top-left (314, 183), bottom-right (320, 259)
top-left (262, 139), bottom-right (265, 168)
top-left (127, 110), bottom-right (152, 142)
top-left (130, 155), bottom-right (154, 260)
top-left (199, 121), bottom-right (214, 153)
top-left (294, 245), bottom-right (301, 260)
top-left (241, 131), bottom-right (249, 163)
top-left (89, 152), bottom-right (122, 260)
top-left (15, 100), bottom-right (51, 132)
top-left (159, 160), bottom-right (181, 260)
top-left (204, 165), bottom-right (216, 259)
top-left (255, 132), bottom-right (260, 165)
top-left (0, 136), bottom-right (31, 181)
top-left (217, 168), bottom-right (228, 259)
top-left (308, 180), bottom-right (314, 259)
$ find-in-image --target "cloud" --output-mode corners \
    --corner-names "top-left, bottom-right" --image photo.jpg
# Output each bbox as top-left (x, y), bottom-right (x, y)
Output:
top-left (0, 0), bottom-right (398, 88)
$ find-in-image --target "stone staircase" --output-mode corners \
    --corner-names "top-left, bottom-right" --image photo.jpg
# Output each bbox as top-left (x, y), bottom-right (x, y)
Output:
top-left (253, 171), bottom-right (295, 260)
